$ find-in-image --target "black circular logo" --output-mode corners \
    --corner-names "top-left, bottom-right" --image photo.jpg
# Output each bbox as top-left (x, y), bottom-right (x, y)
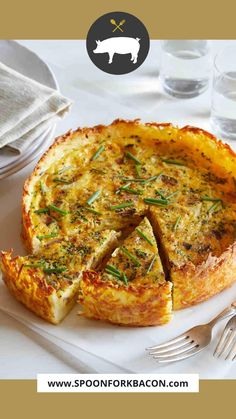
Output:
top-left (86, 11), bottom-right (150, 75)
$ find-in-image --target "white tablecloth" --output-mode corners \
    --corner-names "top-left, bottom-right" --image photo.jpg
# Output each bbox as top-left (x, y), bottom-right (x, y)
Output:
top-left (1, 40), bottom-right (236, 378)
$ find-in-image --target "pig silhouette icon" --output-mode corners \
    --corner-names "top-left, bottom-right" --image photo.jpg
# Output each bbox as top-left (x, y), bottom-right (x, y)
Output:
top-left (93, 37), bottom-right (141, 64)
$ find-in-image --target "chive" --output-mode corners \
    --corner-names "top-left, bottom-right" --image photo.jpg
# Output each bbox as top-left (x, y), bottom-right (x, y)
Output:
top-left (122, 188), bottom-right (143, 195)
top-left (173, 215), bottom-right (182, 231)
top-left (105, 268), bottom-right (121, 279)
top-left (147, 255), bottom-right (157, 273)
top-left (36, 233), bottom-right (58, 241)
top-left (40, 181), bottom-right (46, 194)
top-left (136, 228), bottom-right (154, 246)
top-left (86, 190), bottom-right (101, 206)
top-left (110, 201), bottom-right (134, 210)
top-left (125, 151), bottom-right (142, 165)
top-left (24, 262), bottom-right (44, 269)
top-left (85, 207), bottom-right (102, 215)
top-left (91, 145), bottom-right (105, 161)
top-left (53, 178), bottom-right (71, 184)
top-left (120, 247), bottom-right (141, 267)
top-left (115, 183), bottom-right (131, 194)
top-left (135, 164), bottom-right (142, 177)
top-left (161, 158), bottom-right (185, 166)
top-left (57, 165), bottom-right (72, 174)
top-left (141, 173), bottom-right (163, 184)
top-left (43, 267), bottom-right (67, 274)
top-left (48, 204), bottom-right (68, 215)
top-left (34, 208), bottom-right (49, 214)
top-left (122, 272), bottom-right (129, 286)
top-left (155, 190), bottom-right (166, 200)
top-left (106, 264), bottom-right (121, 276)
top-left (165, 191), bottom-right (178, 200)
top-left (208, 201), bottom-right (222, 214)
top-left (119, 177), bottom-right (145, 183)
top-left (201, 196), bottom-right (222, 202)
top-left (144, 198), bottom-right (169, 206)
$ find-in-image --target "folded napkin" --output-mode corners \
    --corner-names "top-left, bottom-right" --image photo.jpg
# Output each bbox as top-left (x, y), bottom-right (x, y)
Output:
top-left (0, 61), bottom-right (72, 153)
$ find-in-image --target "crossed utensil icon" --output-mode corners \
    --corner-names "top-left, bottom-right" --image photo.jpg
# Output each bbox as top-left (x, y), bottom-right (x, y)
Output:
top-left (110, 19), bottom-right (126, 32)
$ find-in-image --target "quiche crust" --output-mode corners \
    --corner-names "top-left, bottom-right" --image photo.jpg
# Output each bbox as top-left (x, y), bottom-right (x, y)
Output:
top-left (1, 119), bottom-right (236, 325)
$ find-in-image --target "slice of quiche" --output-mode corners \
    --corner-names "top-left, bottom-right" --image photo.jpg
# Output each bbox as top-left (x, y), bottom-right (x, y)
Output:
top-left (1, 229), bottom-right (119, 324)
top-left (78, 217), bottom-right (172, 326)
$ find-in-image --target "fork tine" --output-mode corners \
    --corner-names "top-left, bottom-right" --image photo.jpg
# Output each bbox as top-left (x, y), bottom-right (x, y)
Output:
top-left (225, 334), bottom-right (236, 360)
top-left (148, 339), bottom-right (194, 355)
top-left (155, 346), bottom-right (202, 363)
top-left (146, 333), bottom-right (188, 351)
top-left (214, 328), bottom-right (232, 357)
top-left (153, 342), bottom-right (197, 358)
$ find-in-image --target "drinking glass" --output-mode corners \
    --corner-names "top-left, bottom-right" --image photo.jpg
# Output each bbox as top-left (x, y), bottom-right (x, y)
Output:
top-left (210, 45), bottom-right (236, 140)
top-left (160, 40), bottom-right (211, 98)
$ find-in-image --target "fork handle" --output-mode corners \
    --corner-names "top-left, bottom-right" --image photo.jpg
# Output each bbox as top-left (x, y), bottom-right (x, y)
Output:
top-left (208, 303), bottom-right (236, 327)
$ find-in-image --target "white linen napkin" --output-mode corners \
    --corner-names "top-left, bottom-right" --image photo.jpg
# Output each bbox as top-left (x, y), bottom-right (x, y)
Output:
top-left (0, 61), bottom-right (72, 153)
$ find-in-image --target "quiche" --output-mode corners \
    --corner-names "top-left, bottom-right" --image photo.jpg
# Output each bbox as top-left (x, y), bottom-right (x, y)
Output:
top-left (79, 217), bottom-right (172, 326)
top-left (1, 119), bottom-right (236, 326)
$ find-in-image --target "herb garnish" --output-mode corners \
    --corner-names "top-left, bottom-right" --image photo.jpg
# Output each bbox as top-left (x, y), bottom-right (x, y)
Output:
top-left (36, 233), bottom-right (58, 240)
top-left (125, 151), bottom-right (142, 165)
top-left (173, 215), bottom-right (182, 231)
top-left (161, 158), bottom-right (185, 166)
top-left (43, 267), bottom-right (67, 274)
top-left (110, 201), bottom-right (134, 210)
top-left (105, 264), bottom-right (128, 285)
top-left (146, 255), bottom-right (157, 273)
top-left (143, 198), bottom-right (170, 206)
top-left (85, 207), bottom-right (102, 215)
top-left (91, 145), bottom-right (105, 161)
top-left (135, 164), bottom-right (142, 177)
top-left (53, 178), bottom-right (71, 184)
top-left (86, 190), bottom-right (101, 206)
top-left (120, 247), bottom-right (141, 267)
top-left (34, 208), bottom-right (49, 214)
top-left (48, 204), bottom-right (69, 215)
top-left (135, 228), bottom-right (154, 246)
top-left (201, 196), bottom-right (223, 214)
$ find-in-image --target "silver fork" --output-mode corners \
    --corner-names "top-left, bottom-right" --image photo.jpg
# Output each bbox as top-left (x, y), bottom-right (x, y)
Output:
top-left (214, 314), bottom-right (236, 360)
top-left (146, 302), bottom-right (236, 363)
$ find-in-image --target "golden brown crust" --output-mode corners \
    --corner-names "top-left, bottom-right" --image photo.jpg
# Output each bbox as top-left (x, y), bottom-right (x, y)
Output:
top-left (78, 271), bottom-right (172, 326)
top-left (173, 243), bottom-right (236, 309)
top-left (1, 251), bottom-right (57, 324)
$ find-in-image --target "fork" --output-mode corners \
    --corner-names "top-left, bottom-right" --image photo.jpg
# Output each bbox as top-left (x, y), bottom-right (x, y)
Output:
top-left (214, 314), bottom-right (236, 360)
top-left (146, 302), bottom-right (236, 363)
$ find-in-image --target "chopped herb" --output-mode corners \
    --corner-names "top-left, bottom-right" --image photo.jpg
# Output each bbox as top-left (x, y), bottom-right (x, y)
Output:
top-left (43, 267), bottom-right (67, 274)
top-left (34, 208), bottom-right (49, 214)
top-left (146, 255), bottom-right (157, 273)
top-left (110, 201), bottom-right (134, 210)
top-left (136, 228), bottom-right (154, 246)
top-left (91, 145), bottom-right (105, 161)
top-left (85, 207), bottom-right (102, 215)
top-left (86, 190), bottom-right (101, 206)
top-left (57, 165), bottom-right (72, 174)
top-left (144, 198), bottom-right (169, 206)
top-left (53, 178), bottom-right (71, 184)
top-left (48, 204), bottom-right (69, 215)
top-left (161, 158), bottom-right (185, 166)
top-left (116, 183), bottom-right (131, 194)
top-left (125, 151), bottom-right (142, 165)
top-left (141, 173), bottom-right (163, 184)
top-left (119, 177), bottom-right (145, 183)
top-left (155, 190), bottom-right (167, 200)
top-left (201, 196), bottom-right (222, 202)
top-left (24, 262), bottom-right (44, 269)
top-left (173, 215), bottom-right (182, 231)
top-left (105, 264), bottom-right (128, 285)
top-left (121, 187), bottom-right (143, 195)
top-left (135, 249), bottom-right (147, 258)
top-left (208, 201), bottom-right (222, 214)
top-left (120, 247), bottom-right (141, 267)
top-left (165, 191), bottom-right (178, 200)
top-left (36, 233), bottom-right (58, 240)
top-left (91, 168), bottom-right (106, 174)
top-left (135, 164), bottom-right (142, 177)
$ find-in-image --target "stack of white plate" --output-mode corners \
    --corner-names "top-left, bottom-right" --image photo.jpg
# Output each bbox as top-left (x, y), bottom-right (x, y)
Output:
top-left (0, 41), bottom-right (58, 179)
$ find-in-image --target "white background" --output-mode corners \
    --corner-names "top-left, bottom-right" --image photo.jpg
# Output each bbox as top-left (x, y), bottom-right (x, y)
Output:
top-left (0, 40), bottom-right (236, 378)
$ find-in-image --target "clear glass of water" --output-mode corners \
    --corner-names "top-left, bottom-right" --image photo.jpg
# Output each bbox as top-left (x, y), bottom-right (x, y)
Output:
top-left (160, 40), bottom-right (211, 98)
top-left (210, 45), bottom-right (236, 140)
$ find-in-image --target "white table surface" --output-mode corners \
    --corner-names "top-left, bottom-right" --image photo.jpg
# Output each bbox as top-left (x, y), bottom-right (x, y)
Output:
top-left (1, 40), bottom-right (236, 379)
